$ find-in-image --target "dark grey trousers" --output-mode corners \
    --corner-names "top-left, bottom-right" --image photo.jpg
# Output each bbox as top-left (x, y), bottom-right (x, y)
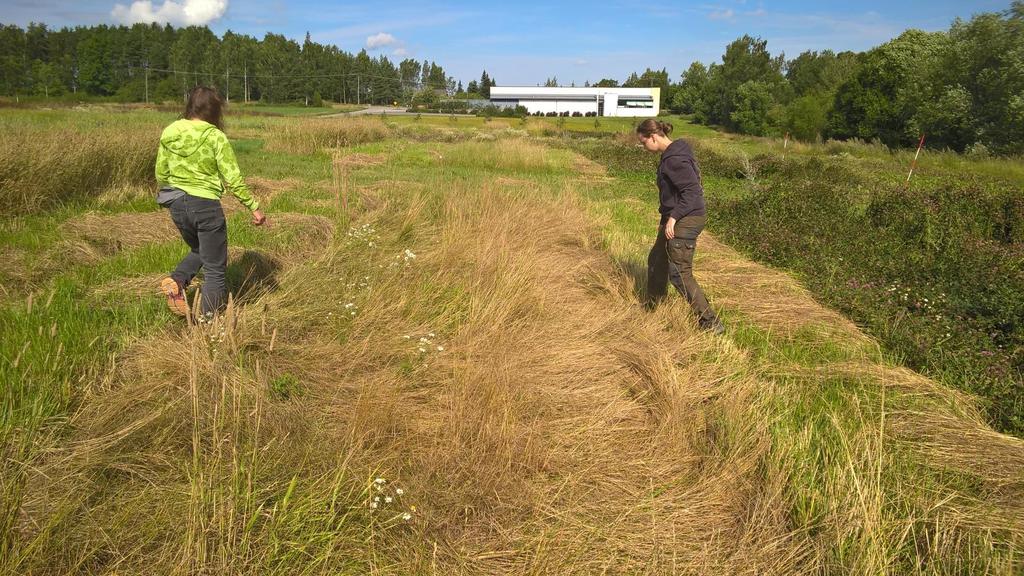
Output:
top-left (168, 194), bottom-right (228, 316)
top-left (646, 214), bottom-right (718, 325)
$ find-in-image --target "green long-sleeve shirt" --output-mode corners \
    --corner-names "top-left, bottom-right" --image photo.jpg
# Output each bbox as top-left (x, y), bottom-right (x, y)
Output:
top-left (155, 119), bottom-right (259, 211)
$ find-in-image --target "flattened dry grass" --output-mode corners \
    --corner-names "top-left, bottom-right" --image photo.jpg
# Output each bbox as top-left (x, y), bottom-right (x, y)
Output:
top-left (9, 143), bottom-right (789, 574)
top-left (60, 211), bottom-right (179, 259)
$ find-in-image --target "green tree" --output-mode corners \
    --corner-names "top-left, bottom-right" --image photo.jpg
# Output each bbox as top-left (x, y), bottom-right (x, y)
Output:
top-left (672, 62), bottom-right (710, 119)
top-left (25, 22), bottom-right (49, 62)
top-left (399, 58), bottom-right (422, 101)
top-left (923, 3), bottom-right (1024, 153)
top-left (594, 78), bottom-right (618, 87)
top-left (0, 25), bottom-right (27, 96)
top-left (623, 67), bottom-right (671, 108)
top-left (30, 60), bottom-right (60, 97)
top-left (78, 28), bottom-right (115, 95)
top-left (784, 94), bottom-right (830, 141)
top-left (914, 85), bottom-right (976, 151)
top-left (479, 70), bottom-right (491, 98)
top-left (827, 29), bottom-right (945, 147)
top-left (731, 80), bottom-right (776, 135)
top-left (705, 35), bottom-right (788, 130)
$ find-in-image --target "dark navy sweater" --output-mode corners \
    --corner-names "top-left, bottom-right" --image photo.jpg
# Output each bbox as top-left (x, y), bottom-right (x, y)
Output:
top-left (657, 139), bottom-right (706, 224)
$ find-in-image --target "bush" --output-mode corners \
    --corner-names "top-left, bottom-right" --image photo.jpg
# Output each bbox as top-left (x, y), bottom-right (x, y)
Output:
top-left (410, 89), bottom-right (439, 108)
top-left (711, 161), bottom-right (1024, 433)
top-left (473, 104), bottom-right (528, 118)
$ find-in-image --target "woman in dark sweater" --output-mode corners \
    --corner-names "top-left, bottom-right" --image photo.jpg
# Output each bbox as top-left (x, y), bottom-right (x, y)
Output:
top-left (637, 119), bottom-right (724, 334)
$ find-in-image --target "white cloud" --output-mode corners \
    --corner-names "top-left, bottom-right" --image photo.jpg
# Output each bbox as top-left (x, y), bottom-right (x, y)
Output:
top-left (708, 8), bottom-right (735, 20)
top-left (111, 0), bottom-right (227, 26)
top-left (393, 47), bottom-right (409, 57)
top-left (366, 32), bottom-right (397, 49)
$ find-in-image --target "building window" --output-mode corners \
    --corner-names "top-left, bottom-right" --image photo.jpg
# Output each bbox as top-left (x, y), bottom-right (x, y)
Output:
top-left (617, 98), bottom-right (654, 108)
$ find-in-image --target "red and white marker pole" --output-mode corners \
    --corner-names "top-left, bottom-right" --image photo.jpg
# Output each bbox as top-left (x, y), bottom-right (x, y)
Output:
top-left (906, 134), bottom-right (925, 186)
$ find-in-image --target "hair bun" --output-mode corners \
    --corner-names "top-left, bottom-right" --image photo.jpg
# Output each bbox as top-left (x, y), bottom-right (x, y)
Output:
top-left (659, 121), bottom-right (674, 136)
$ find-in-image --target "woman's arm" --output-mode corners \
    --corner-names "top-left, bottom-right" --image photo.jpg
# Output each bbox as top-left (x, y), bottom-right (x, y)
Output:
top-left (213, 130), bottom-right (260, 212)
top-left (155, 142), bottom-right (170, 185)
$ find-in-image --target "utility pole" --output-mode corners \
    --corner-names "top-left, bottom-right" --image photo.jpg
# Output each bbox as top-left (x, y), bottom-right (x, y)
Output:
top-left (225, 65), bottom-right (229, 102)
top-left (244, 65), bottom-right (248, 103)
top-left (357, 74), bottom-right (360, 105)
top-left (144, 63), bottom-right (149, 104)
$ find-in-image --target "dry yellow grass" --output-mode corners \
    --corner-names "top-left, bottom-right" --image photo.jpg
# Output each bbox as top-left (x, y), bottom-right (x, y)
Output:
top-left (0, 125), bottom-right (157, 213)
top-left (265, 117), bottom-right (391, 154)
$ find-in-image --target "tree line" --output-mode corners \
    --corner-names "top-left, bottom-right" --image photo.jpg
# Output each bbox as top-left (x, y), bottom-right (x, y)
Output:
top-left (0, 22), bottom-right (455, 105)
top-left (2, 3), bottom-right (1021, 153)
top-left (605, 2), bottom-right (1021, 154)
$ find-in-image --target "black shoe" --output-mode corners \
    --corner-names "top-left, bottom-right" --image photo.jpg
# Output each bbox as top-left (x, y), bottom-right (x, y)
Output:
top-left (700, 318), bottom-right (726, 335)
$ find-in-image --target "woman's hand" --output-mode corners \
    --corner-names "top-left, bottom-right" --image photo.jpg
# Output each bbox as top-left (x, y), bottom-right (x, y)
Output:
top-left (252, 209), bottom-right (267, 226)
top-left (664, 217), bottom-right (676, 239)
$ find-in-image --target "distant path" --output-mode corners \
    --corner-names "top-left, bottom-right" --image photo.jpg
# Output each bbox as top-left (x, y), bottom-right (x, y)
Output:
top-left (324, 106), bottom-right (473, 118)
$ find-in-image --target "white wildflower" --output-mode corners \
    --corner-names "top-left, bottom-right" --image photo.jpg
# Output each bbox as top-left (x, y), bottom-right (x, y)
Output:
top-left (402, 513), bottom-right (412, 521)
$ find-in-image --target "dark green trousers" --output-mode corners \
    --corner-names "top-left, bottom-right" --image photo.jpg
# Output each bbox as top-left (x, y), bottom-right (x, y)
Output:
top-left (646, 214), bottom-right (718, 325)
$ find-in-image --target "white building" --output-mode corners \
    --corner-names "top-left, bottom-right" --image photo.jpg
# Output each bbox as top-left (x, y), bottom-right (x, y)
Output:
top-left (489, 86), bottom-right (660, 117)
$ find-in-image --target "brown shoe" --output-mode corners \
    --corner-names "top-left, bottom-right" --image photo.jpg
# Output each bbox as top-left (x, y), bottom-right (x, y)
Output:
top-left (160, 277), bottom-right (189, 316)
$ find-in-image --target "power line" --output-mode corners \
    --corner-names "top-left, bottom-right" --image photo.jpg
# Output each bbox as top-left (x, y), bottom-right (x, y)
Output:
top-left (136, 66), bottom-right (447, 89)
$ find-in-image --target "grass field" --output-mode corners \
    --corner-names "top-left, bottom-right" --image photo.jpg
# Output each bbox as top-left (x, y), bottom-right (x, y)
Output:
top-left (1, 107), bottom-right (1023, 574)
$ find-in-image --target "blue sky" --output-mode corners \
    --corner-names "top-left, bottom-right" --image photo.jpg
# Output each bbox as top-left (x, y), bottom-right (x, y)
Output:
top-left (2, 0), bottom-right (1012, 86)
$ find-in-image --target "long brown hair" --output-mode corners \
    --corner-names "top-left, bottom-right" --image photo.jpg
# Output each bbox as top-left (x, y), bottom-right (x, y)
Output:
top-left (184, 86), bottom-right (224, 130)
top-left (636, 118), bottom-right (673, 138)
